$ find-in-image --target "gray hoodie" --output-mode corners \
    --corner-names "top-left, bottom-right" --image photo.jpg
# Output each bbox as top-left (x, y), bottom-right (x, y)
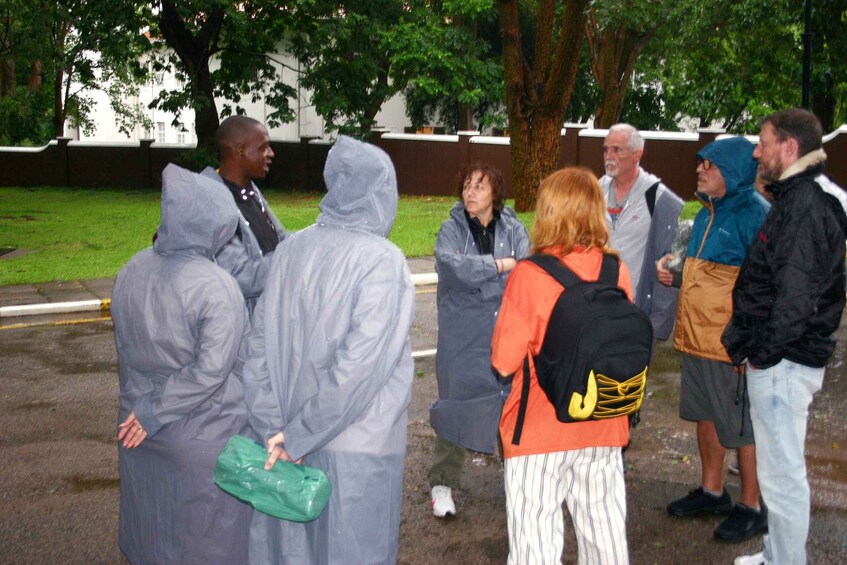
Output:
top-left (112, 164), bottom-right (252, 565)
top-left (242, 136), bottom-right (415, 565)
top-left (601, 168), bottom-right (684, 340)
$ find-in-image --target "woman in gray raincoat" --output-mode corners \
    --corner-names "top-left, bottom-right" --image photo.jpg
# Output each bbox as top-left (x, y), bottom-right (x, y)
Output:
top-left (112, 164), bottom-right (252, 564)
top-left (242, 136), bottom-right (415, 565)
top-left (428, 164), bottom-right (530, 517)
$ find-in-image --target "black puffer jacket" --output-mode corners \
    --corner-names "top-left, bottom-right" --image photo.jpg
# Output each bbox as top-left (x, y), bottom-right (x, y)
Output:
top-left (722, 151), bottom-right (847, 369)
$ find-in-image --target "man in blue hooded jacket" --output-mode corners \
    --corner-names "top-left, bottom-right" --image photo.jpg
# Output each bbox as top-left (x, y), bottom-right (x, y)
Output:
top-left (657, 137), bottom-right (770, 543)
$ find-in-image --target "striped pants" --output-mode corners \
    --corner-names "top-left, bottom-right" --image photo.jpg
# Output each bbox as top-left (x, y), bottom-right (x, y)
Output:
top-left (504, 446), bottom-right (628, 565)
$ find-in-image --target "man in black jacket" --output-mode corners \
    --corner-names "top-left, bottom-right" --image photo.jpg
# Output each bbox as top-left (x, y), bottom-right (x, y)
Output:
top-left (724, 108), bottom-right (847, 565)
top-left (200, 116), bottom-right (286, 314)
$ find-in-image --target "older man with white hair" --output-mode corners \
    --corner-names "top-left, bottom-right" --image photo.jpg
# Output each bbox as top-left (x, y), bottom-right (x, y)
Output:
top-left (600, 123), bottom-right (683, 343)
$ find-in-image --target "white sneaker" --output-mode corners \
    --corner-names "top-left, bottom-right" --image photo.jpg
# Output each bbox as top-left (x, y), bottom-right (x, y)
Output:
top-left (734, 551), bottom-right (767, 565)
top-left (431, 485), bottom-right (456, 518)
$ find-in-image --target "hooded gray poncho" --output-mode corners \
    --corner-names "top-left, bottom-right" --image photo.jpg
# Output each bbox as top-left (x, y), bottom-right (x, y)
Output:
top-left (113, 164), bottom-right (252, 564)
top-left (242, 136), bottom-right (415, 565)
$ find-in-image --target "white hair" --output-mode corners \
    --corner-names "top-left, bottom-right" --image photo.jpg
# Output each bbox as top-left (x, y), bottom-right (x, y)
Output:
top-left (608, 123), bottom-right (644, 151)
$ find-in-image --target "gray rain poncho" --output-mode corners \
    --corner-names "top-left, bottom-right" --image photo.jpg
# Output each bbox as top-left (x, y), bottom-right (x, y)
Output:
top-left (430, 202), bottom-right (530, 453)
top-left (200, 167), bottom-right (285, 313)
top-left (242, 136), bottom-right (415, 565)
top-left (112, 164), bottom-right (252, 565)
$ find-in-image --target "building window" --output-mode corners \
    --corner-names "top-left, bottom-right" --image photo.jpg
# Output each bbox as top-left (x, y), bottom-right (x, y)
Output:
top-left (177, 132), bottom-right (186, 144)
top-left (156, 122), bottom-right (166, 143)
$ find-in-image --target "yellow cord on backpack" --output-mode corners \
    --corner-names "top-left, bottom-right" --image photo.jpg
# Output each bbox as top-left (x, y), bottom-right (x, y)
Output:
top-left (568, 371), bottom-right (599, 419)
top-left (568, 366), bottom-right (648, 420)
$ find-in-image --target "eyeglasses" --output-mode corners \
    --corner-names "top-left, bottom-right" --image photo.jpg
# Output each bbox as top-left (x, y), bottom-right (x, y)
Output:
top-left (697, 157), bottom-right (714, 171)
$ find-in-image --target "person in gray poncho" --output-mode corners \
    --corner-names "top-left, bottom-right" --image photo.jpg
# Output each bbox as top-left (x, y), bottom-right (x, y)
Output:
top-left (242, 136), bottom-right (415, 564)
top-left (113, 164), bottom-right (252, 564)
top-left (428, 164), bottom-right (529, 518)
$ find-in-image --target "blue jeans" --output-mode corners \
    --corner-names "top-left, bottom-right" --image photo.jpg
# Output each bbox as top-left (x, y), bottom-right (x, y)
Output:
top-left (747, 359), bottom-right (824, 565)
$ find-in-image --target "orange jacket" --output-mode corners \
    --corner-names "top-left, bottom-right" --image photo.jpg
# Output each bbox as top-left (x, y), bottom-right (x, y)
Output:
top-left (491, 247), bottom-right (631, 459)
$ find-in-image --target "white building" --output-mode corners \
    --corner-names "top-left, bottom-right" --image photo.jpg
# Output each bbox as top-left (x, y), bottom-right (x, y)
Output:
top-left (65, 51), bottom-right (412, 144)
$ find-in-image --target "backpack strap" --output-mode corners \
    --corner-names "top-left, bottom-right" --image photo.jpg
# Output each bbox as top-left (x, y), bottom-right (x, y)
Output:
top-left (511, 356), bottom-right (531, 445)
top-left (598, 253), bottom-right (621, 286)
top-left (645, 181), bottom-right (660, 217)
top-left (524, 254), bottom-right (584, 289)
top-left (526, 253), bottom-right (621, 289)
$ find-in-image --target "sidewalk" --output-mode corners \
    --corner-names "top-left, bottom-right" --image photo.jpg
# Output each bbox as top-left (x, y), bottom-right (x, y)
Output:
top-left (0, 256), bottom-right (437, 317)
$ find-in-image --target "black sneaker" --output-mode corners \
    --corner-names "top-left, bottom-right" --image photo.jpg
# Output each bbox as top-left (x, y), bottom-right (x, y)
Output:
top-left (714, 503), bottom-right (768, 543)
top-left (667, 487), bottom-right (732, 517)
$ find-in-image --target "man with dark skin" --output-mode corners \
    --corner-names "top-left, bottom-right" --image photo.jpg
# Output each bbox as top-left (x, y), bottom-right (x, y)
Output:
top-left (201, 116), bottom-right (285, 313)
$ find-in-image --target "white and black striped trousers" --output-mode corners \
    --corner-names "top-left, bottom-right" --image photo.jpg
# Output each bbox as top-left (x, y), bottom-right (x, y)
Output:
top-left (504, 446), bottom-right (628, 564)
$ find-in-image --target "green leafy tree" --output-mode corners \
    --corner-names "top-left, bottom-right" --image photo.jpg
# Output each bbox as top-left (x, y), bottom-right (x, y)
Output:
top-left (635, 0), bottom-right (800, 133)
top-left (0, 0), bottom-right (152, 143)
top-left (46, 0), bottom-right (152, 138)
top-left (808, 0), bottom-right (847, 132)
top-left (499, 0), bottom-right (590, 211)
top-left (392, 1), bottom-right (505, 133)
top-left (283, 0), bottom-right (408, 138)
top-left (0, 1), bottom-right (53, 144)
top-left (148, 0), bottom-right (296, 153)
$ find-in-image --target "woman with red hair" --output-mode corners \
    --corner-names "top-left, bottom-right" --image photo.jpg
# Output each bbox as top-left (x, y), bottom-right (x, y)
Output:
top-left (492, 167), bottom-right (632, 564)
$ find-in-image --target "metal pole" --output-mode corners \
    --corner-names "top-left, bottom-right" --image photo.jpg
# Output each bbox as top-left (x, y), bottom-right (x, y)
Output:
top-left (802, 0), bottom-right (812, 109)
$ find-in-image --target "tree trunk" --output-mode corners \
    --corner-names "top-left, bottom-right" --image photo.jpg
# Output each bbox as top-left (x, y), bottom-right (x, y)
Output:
top-left (52, 67), bottom-right (65, 137)
top-left (458, 103), bottom-right (474, 131)
top-left (191, 62), bottom-right (219, 154)
top-left (499, 0), bottom-right (589, 212)
top-left (455, 15), bottom-right (475, 132)
top-left (1, 57), bottom-right (14, 96)
top-left (51, 22), bottom-right (70, 138)
top-left (361, 60), bottom-right (391, 138)
top-left (1, 38), bottom-right (14, 96)
top-left (812, 85), bottom-right (836, 134)
top-left (585, 12), bottom-right (653, 129)
top-left (509, 116), bottom-right (564, 211)
top-left (157, 1), bottom-right (225, 153)
top-left (27, 60), bottom-right (41, 91)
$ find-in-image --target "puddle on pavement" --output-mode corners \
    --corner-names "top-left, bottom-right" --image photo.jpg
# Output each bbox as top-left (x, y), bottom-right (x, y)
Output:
top-left (14, 400), bottom-right (57, 411)
top-left (70, 477), bottom-right (120, 492)
top-left (58, 361), bottom-right (118, 375)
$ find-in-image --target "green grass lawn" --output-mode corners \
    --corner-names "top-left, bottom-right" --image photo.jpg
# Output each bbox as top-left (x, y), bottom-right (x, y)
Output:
top-left (0, 186), bottom-right (702, 286)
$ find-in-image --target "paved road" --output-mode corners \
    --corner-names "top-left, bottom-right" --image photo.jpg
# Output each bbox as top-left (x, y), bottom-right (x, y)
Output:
top-left (1, 288), bottom-right (846, 564)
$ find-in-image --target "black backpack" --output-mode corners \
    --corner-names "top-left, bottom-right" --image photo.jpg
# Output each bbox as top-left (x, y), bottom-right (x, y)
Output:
top-left (512, 253), bottom-right (652, 445)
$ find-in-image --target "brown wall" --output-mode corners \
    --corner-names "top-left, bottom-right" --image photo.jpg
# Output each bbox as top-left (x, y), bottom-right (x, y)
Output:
top-left (2, 126), bottom-right (847, 201)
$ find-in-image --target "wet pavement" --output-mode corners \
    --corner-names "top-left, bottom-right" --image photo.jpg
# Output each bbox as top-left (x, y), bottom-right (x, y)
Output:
top-left (1, 262), bottom-right (846, 563)
top-left (0, 257), bottom-right (435, 312)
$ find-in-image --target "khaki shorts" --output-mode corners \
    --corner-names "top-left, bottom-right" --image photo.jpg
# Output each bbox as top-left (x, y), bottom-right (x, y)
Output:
top-left (679, 353), bottom-right (754, 448)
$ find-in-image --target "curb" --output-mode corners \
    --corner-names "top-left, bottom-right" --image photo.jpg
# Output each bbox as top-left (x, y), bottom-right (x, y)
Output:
top-left (0, 298), bottom-right (112, 318)
top-left (0, 274), bottom-right (438, 319)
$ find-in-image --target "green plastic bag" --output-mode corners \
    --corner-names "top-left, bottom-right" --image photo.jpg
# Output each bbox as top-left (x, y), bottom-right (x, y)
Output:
top-left (214, 434), bottom-right (332, 522)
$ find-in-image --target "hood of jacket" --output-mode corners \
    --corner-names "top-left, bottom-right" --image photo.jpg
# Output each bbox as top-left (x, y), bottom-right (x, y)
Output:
top-left (154, 163), bottom-right (240, 259)
top-left (317, 135), bottom-right (398, 237)
top-left (696, 137), bottom-right (758, 202)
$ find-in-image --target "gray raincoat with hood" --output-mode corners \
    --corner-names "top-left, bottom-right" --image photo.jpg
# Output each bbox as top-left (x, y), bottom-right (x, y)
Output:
top-left (242, 136), bottom-right (415, 565)
top-left (430, 202), bottom-right (529, 453)
top-left (112, 164), bottom-right (252, 565)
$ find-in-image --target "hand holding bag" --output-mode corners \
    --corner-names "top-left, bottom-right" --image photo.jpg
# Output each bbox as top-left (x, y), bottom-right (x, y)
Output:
top-left (214, 434), bottom-right (331, 522)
